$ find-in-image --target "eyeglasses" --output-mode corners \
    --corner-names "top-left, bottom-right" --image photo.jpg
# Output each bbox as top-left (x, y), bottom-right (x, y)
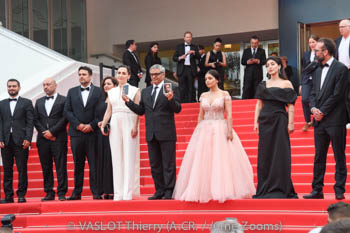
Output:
top-left (150, 72), bottom-right (163, 77)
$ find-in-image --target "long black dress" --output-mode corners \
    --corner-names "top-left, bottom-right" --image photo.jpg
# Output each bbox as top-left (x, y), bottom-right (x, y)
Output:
top-left (253, 81), bottom-right (298, 199)
top-left (95, 99), bottom-right (114, 195)
top-left (208, 50), bottom-right (225, 90)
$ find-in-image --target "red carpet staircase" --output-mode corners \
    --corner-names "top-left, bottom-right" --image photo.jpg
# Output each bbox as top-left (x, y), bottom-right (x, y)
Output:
top-left (0, 98), bottom-right (347, 232)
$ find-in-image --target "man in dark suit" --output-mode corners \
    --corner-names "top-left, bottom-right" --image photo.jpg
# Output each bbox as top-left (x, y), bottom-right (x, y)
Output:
top-left (123, 64), bottom-right (181, 200)
top-left (173, 31), bottom-right (200, 103)
top-left (0, 79), bottom-right (34, 203)
top-left (197, 45), bottom-right (208, 100)
top-left (64, 66), bottom-right (102, 200)
top-left (303, 38), bottom-right (349, 200)
top-left (335, 19), bottom-right (350, 69)
top-left (241, 35), bottom-right (267, 99)
top-left (34, 78), bottom-right (68, 201)
top-left (122, 40), bottom-right (143, 87)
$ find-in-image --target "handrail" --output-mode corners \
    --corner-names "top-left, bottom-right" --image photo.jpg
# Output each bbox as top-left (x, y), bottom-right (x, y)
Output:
top-left (90, 53), bottom-right (123, 63)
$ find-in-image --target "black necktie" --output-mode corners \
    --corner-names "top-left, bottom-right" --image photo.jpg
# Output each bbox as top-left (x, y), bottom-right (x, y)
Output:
top-left (9, 98), bottom-right (17, 102)
top-left (81, 87), bottom-right (90, 91)
top-left (252, 49), bottom-right (257, 58)
top-left (46, 96), bottom-right (54, 100)
top-left (151, 86), bottom-right (158, 107)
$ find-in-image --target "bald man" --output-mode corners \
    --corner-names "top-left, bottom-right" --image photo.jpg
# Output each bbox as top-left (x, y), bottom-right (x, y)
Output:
top-left (34, 78), bottom-right (68, 201)
top-left (336, 19), bottom-right (350, 69)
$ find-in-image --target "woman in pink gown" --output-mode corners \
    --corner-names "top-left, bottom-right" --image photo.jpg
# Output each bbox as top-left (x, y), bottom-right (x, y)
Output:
top-left (173, 69), bottom-right (256, 203)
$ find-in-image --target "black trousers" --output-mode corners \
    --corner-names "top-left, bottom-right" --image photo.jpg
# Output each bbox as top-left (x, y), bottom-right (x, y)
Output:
top-left (37, 139), bottom-right (68, 196)
top-left (1, 135), bottom-right (28, 198)
top-left (178, 66), bottom-right (194, 103)
top-left (128, 76), bottom-right (139, 88)
top-left (242, 75), bottom-right (261, 99)
top-left (147, 137), bottom-right (176, 196)
top-left (70, 134), bottom-right (98, 196)
top-left (301, 81), bottom-right (312, 123)
top-left (312, 125), bottom-right (347, 194)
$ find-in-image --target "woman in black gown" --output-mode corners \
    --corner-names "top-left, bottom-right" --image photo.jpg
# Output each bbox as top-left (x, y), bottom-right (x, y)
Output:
top-left (96, 76), bottom-right (118, 199)
top-left (205, 38), bottom-right (227, 90)
top-left (253, 56), bottom-right (298, 199)
top-left (144, 42), bottom-right (161, 86)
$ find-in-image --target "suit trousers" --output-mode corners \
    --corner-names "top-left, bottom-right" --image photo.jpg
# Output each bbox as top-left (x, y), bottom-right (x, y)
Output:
top-left (301, 81), bottom-right (312, 123)
top-left (37, 139), bottom-right (68, 196)
top-left (1, 135), bottom-right (28, 198)
top-left (312, 125), bottom-right (347, 194)
top-left (179, 66), bottom-right (194, 103)
top-left (147, 137), bottom-right (176, 196)
top-left (70, 134), bottom-right (98, 196)
top-left (128, 76), bottom-right (139, 88)
top-left (242, 75), bottom-right (261, 99)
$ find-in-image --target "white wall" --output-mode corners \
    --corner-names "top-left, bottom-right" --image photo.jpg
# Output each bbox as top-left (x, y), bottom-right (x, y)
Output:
top-left (86, 0), bottom-right (279, 56)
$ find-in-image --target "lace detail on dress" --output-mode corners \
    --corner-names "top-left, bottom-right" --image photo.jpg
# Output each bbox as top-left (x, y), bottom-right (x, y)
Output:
top-left (201, 96), bottom-right (226, 120)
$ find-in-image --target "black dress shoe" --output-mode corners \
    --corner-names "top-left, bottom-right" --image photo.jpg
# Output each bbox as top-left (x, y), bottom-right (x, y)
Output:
top-left (148, 192), bottom-right (164, 200)
top-left (104, 194), bottom-right (113, 200)
top-left (18, 197), bottom-right (26, 203)
top-left (41, 193), bottom-right (55, 201)
top-left (67, 195), bottom-right (81, 201)
top-left (336, 193), bottom-right (345, 200)
top-left (0, 197), bottom-right (14, 204)
top-left (93, 195), bottom-right (102, 200)
top-left (58, 196), bottom-right (66, 201)
top-left (303, 191), bottom-right (324, 199)
top-left (162, 195), bottom-right (174, 200)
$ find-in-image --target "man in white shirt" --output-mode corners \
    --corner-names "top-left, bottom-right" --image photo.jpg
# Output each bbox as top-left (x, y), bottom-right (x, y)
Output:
top-left (0, 79), bottom-right (34, 204)
top-left (34, 78), bottom-right (68, 201)
top-left (336, 19), bottom-right (350, 69)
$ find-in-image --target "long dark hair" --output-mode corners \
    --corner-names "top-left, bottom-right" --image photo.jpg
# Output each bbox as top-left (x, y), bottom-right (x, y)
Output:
top-left (266, 56), bottom-right (288, 80)
top-left (206, 69), bottom-right (220, 81)
top-left (101, 76), bottom-right (118, 100)
top-left (147, 42), bottom-right (160, 60)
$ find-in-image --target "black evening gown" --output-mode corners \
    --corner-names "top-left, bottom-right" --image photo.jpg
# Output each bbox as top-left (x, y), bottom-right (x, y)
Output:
top-left (253, 81), bottom-right (298, 199)
top-left (95, 99), bottom-right (114, 195)
top-left (208, 50), bottom-right (225, 90)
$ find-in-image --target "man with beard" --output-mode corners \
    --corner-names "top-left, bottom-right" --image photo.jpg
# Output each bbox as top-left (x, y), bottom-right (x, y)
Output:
top-left (0, 79), bottom-right (34, 203)
top-left (303, 38), bottom-right (349, 200)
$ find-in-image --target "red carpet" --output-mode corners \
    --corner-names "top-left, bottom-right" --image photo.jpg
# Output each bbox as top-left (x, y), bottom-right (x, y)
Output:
top-left (0, 98), bottom-right (346, 232)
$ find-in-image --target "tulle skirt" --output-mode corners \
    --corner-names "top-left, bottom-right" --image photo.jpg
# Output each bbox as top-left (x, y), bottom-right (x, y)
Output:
top-left (173, 119), bottom-right (256, 203)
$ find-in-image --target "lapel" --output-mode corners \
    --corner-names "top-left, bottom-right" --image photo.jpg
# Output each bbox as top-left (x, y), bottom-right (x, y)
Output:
top-left (4, 98), bottom-right (11, 118)
top-left (153, 86), bottom-right (164, 110)
top-left (85, 85), bottom-right (95, 108)
top-left (318, 61), bottom-right (336, 101)
top-left (77, 86), bottom-right (84, 107)
top-left (49, 94), bottom-right (61, 117)
top-left (129, 50), bottom-right (139, 64)
top-left (147, 86), bottom-right (153, 108)
top-left (39, 97), bottom-right (48, 117)
top-left (12, 96), bottom-right (22, 118)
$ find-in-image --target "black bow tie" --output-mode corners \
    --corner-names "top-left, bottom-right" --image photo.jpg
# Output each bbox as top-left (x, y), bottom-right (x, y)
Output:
top-left (81, 87), bottom-right (90, 91)
top-left (46, 96), bottom-right (54, 100)
top-left (185, 44), bottom-right (191, 47)
top-left (320, 63), bottom-right (329, 69)
top-left (9, 98), bottom-right (17, 102)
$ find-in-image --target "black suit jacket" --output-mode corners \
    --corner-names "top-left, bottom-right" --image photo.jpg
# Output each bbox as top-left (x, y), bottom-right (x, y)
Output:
top-left (64, 85), bottom-right (102, 137)
top-left (126, 85), bottom-right (181, 142)
top-left (241, 47), bottom-right (266, 81)
top-left (335, 36), bottom-right (350, 60)
top-left (310, 59), bottom-right (349, 127)
top-left (123, 50), bottom-right (142, 82)
top-left (34, 94), bottom-right (68, 143)
top-left (173, 43), bottom-right (200, 76)
top-left (0, 97), bottom-right (34, 146)
top-left (301, 51), bottom-right (314, 85)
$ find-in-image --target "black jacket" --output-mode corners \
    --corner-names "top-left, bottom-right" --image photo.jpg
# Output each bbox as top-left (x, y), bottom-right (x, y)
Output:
top-left (173, 43), bottom-right (200, 76)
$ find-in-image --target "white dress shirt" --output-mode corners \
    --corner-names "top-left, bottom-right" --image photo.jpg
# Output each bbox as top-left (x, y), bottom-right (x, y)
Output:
top-left (9, 96), bottom-right (18, 116)
top-left (184, 43), bottom-right (191, 65)
top-left (320, 57), bottom-right (334, 89)
top-left (151, 81), bottom-right (164, 108)
top-left (338, 36), bottom-right (350, 68)
top-left (45, 93), bottom-right (57, 116)
top-left (128, 49), bottom-right (139, 64)
top-left (81, 84), bottom-right (91, 107)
